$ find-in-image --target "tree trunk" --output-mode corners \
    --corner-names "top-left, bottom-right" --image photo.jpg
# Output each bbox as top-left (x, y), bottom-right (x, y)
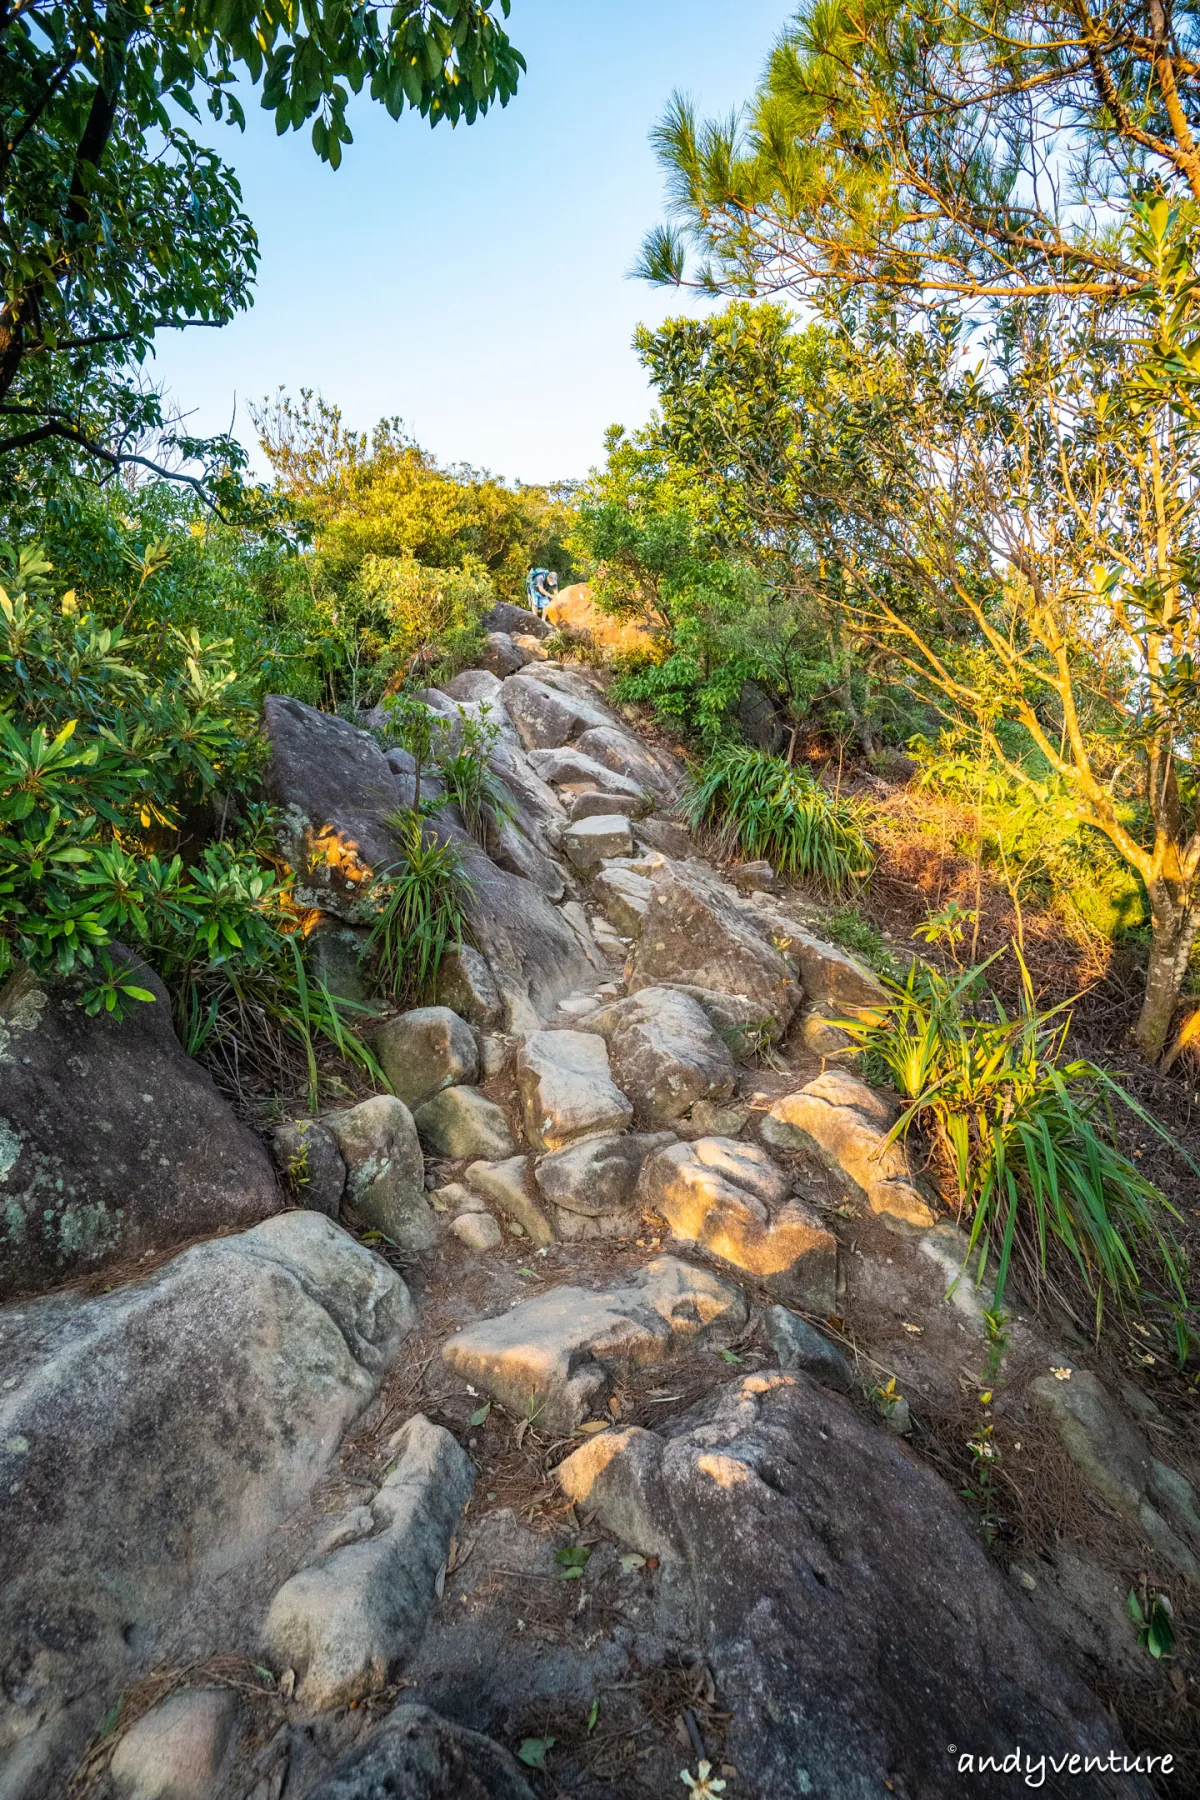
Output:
top-left (1135, 884), bottom-right (1200, 1060)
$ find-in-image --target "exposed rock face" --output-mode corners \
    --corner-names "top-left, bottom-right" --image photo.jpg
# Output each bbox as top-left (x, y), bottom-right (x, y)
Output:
top-left (655, 982), bottom-right (779, 1062)
top-left (569, 789), bottom-right (650, 822)
top-left (327, 1095), bottom-right (435, 1251)
top-left (572, 726), bottom-right (683, 803)
top-left (787, 925), bottom-right (888, 1013)
top-left (269, 1119), bottom-right (347, 1218)
top-left (465, 1156), bottom-right (552, 1244)
top-left (588, 987), bottom-right (737, 1126)
top-left (414, 1087), bottom-right (517, 1162)
top-left (0, 959), bottom-right (279, 1301)
top-left (639, 1137), bottom-right (838, 1309)
top-left (264, 1415), bottom-right (473, 1708)
top-left (515, 1030), bottom-right (633, 1151)
top-left (0, 1213), bottom-right (413, 1796)
top-left (375, 1006), bottom-right (479, 1112)
top-left (760, 1069), bottom-right (935, 1228)
top-left (441, 669), bottom-right (504, 704)
top-left (305, 1703), bottom-right (536, 1800)
top-left (500, 674), bottom-right (616, 750)
top-left (561, 813), bottom-right (633, 869)
top-left (591, 863), bottom-right (653, 934)
top-left (1030, 1367), bottom-right (1200, 1579)
top-left (763, 1305), bottom-right (856, 1392)
top-left (626, 865), bottom-right (801, 1034)
top-left (441, 1257), bottom-right (748, 1434)
top-left (478, 631), bottom-right (530, 677)
top-left (534, 1131), bottom-right (675, 1238)
top-left (557, 1372), bottom-right (1146, 1799)
top-left (108, 1686), bottom-right (238, 1800)
top-left (262, 696), bottom-right (597, 1026)
top-left (526, 746), bottom-right (648, 800)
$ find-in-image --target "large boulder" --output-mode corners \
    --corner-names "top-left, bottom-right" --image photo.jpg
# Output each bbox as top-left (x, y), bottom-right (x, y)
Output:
top-left (556, 1372), bottom-right (1145, 1799)
top-left (760, 1069), bottom-right (934, 1228)
top-left (534, 1131), bottom-right (675, 1239)
top-left (591, 863), bottom-right (654, 935)
top-left (499, 674), bottom-right (616, 750)
top-left (572, 726), bottom-right (683, 803)
top-left (478, 631), bottom-right (530, 678)
top-left (0, 959), bottom-right (279, 1301)
top-left (435, 945), bottom-right (504, 1029)
top-left (639, 1136), bottom-right (838, 1309)
top-left (440, 669), bottom-right (504, 705)
top-left (261, 696), bottom-right (597, 1026)
top-left (482, 601), bottom-right (552, 641)
top-left (0, 1212), bottom-right (414, 1796)
top-left (626, 865), bottom-right (801, 1034)
top-left (375, 1006), bottom-right (479, 1112)
top-left (305, 1703), bottom-right (535, 1800)
top-left (414, 1087), bottom-right (516, 1162)
top-left (327, 1095), bottom-right (435, 1252)
top-left (107, 1686), bottom-right (238, 1800)
top-left (263, 1415), bottom-right (473, 1708)
top-left (588, 988), bottom-right (737, 1126)
top-left (515, 1030), bottom-right (633, 1151)
top-left (525, 746), bottom-right (648, 801)
top-left (561, 813), bottom-right (634, 869)
top-left (442, 1257), bottom-right (748, 1434)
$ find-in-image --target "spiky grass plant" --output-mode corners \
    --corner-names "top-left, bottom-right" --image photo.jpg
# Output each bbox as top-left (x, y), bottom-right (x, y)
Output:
top-left (684, 744), bottom-right (873, 892)
top-left (370, 811), bottom-right (473, 1003)
top-left (438, 748), bottom-right (516, 845)
top-left (841, 955), bottom-right (1191, 1344)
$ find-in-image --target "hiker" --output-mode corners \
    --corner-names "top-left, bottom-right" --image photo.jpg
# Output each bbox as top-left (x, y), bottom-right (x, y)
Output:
top-left (526, 567), bottom-right (559, 616)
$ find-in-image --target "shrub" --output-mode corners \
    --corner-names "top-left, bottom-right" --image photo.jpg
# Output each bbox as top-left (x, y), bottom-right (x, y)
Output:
top-left (369, 812), bottom-right (473, 1003)
top-left (841, 956), bottom-right (1191, 1343)
top-left (683, 743), bottom-right (874, 892)
top-left (436, 708), bottom-right (516, 845)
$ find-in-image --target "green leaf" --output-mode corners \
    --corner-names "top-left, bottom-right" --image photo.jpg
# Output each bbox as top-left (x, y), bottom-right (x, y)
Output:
top-left (469, 1402), bottom-right (491, 1427)
top-left (517, 1736), bottom-right (555, 1770)
top-left (587, 1697), bottom-right (599, 1732)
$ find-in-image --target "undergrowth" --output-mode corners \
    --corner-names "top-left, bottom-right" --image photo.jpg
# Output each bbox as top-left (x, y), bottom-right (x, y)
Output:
top-left (683, 743), bottom-right (874, 892)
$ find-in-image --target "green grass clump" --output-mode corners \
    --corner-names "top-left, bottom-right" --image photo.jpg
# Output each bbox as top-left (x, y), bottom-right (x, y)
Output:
top-left (370, 811), bottom-right (473, 1003)
top-left (841, 955), bottom-right (1191, 1345)
top-left (684, 743), bottom-right (874, 893)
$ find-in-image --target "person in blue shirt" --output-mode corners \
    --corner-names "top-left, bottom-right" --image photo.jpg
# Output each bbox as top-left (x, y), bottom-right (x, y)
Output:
top-left (526, 568), bottom-right (559, 616)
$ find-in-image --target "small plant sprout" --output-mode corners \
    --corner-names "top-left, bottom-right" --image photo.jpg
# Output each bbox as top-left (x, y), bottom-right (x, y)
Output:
top-left (1128, 1584), bottom-right (1176, 1659)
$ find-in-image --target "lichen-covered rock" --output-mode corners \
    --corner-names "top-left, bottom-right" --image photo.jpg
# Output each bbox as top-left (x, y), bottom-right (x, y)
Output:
top-left (0, 958), bottom-right (279, 1301)
top-left (465, 1156), bottom-right (552, 1244)
top-left (305, 1703), bottom-right (535, 1800)
top-left (414, 1087), bottom-right (516, 1162)
top-left (0, 1213), bottom-right (413, 1797)
top-left (588, 987), bottom-right (737, 1125)
top-left (264, 1415), bottom-right (473, 1708)
top-left (327, 1095), bottom-right (435, 1251)
top-left (760, 1070), bottom-right (934, 1228)
top-left (639, 1136), bottom-right (837, 1309)
top-left (270, 1118), bottom-right (347, 1218)
top-left (561, 813), bottom-right (634, 869)
top-left (515, 1030), bottom-right (633, 1151)
top-left (626, 865), bottom-right (801, 1035)
top-left (375, 1006), bottom-right (479, 1112)
top-left (442, 1257), bottom-right (747, 1434)
top-left (555, 1373), bottom-right (1142, 1799)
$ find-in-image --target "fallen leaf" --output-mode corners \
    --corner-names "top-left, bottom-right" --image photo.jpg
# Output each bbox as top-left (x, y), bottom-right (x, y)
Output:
top-left (518, 1736), bottom-right (556, 1770)
top-left (587, 1697), bottom-right (600, 1733)
top-left (469, 1402), bottom-right (491, 1427)
top-left (576, 1419), bottom-right (610, 1435)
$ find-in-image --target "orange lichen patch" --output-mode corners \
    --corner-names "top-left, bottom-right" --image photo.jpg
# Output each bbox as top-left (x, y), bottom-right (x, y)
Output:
top-left (695, 1452), bottom-right (754, 1489)
top-left (273, 890), bottom-right (324, 937)
top-left (307, 825), bottom-right (375, 888)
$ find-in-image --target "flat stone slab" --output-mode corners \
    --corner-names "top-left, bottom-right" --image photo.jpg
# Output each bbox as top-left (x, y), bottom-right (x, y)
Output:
top-left (562, 814), bottom-right (634, 869)
top-left (465, 1156), bottom-right (553, 1245)
top-left (515, 1030), bottom-right (633, 1151)
top-left (760, 1070), bottom-right (934, 1228)
top-left (639, 1136), bottom-right (838, 1310)
top-left (534, 1130), bottom-right (675, 1239)
top-left (441, 1256), bottom-right (748, 1434)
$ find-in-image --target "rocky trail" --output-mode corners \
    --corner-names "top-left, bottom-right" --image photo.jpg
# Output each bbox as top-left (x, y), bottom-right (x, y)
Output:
top-left (2, 605), bottom-right (1198, 1800)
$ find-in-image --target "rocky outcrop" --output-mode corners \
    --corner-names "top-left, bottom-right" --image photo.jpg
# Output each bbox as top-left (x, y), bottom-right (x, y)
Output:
top-left (572, 726), bottom-right (683, 802)
top-left (306, 1703), bottom-right (536, 1800)
top-left (587, 987), bottom-right (737, 1125)
top-left (482, 601), bottom-right (551, 641)
top-left (0, 958), bottom-right (279, 1300)
top-left (639, 1136), bottom-right (838, 1308)
top-left (626, 864), bottom-right (801, 1034)
top-left (515, 1030), bottom-right (633, 1151)
top-left (760, 1069), bottom-right (935, 1228)
top-left (526, 745), bottom-right (649, 801)
top-left (561, 813), bottom-right (634, 868)
top-left (0, 1212), bottom-right (413, 1796)
top-left (441, 1257), bottom-right (748, 1433)
top-left (328, 1094), bottom-right (435, 1251)
top-left (500, 673), bottom-right (617, 750)
top-left (557, 1372), bottom-right (1146, 1799)
top-left (264, 1415), bottom-right (473, 1708)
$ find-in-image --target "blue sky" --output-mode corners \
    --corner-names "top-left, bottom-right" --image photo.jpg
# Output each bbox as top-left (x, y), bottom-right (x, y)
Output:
top-left (149, 0), bottom-right (793, 485)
